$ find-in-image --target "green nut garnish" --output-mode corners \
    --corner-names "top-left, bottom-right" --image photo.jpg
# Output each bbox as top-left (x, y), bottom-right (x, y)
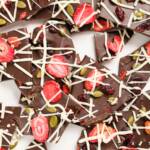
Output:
top-left (132, 63), bottom-right (141, 69)
top-left (49, 116), bottom-right (58, 128)
top-left (107, 96), bottom-right (118, 105)
top-left (132, 51), bottom-right (140, 60)
top-left (134, 10), bottom-right (144, 20)
top-left (80, 67), bottom-right (88, 76)
top-left (46, 106), bottom-right (57, 113)
top-left (0, 18), bottom-right (7, 26)
top-left (17, 1), bottom-right (26, 9)
top-left (92, 90), bottom-right (103, 98)
top-left (128, 116), bottom-right (134, 126)
top-left (66, 4), bottom-right (74, 16)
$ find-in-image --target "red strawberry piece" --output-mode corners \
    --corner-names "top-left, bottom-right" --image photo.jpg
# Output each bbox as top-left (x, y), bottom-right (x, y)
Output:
top-left (31, 115), bottom-right (49, 143)
top-left (0, 148), bottom-right (5, 150)
top-left (93, 19), bottom-right (111, 32)
top-left (0, 37), bottom-right (14, 62)
top-left (107, 35), bottom-right (122, 53)
top-left (119, 69), bottom-right (127, 80)
top-left (62, 85), bottom-right (70, 94)
top-left (88, 123), bottom-right (116, 143)
top-left (145, 42), bottom-right (150, 56)
top-left (84, 69), bottom-right (104, 91)
top-left (73, 3), bottom-right (96, 27)
top-left (19, 11), bottom-right (28, 20)
top-left (7, 36), bottom-right (21, 48)
top-left (43, 80), bottom-right (62, 103)
top-left (46, 54), bottom-right (70, 78)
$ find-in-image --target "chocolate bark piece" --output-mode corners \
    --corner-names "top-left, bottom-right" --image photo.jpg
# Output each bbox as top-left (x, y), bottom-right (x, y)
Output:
top-left (0, 103), bottom-right (22, 149)
top-left (0, 28), bottom-right (32, 97)
top-left (0, 0), bottom-right (51, 27)
top-left (26, 140), bottom-right (47, 150)
top-left (119, 41), bottom-right (150, 95)
top-left (98, 0), bottom-right (150, 36)
top-left (69, 56), bottom-right (132, 127)
top-left (95, 27), bottom-right (133, 62)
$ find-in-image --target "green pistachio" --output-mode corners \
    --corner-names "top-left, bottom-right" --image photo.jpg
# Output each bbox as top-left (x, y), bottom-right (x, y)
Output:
top-left (49, 116), bottom-right (58, 128)
top-left (0, 18), bottom-right (7, 26)
top-left (46, 106), bottom-right (57, 113)
top-left (132, 51), bottom-right (140, 60)
top-left (80, 67), bottom-right (88, 76)
top-left (92, 90), bottom-right (103, 98)
top-left (132, 63), bottom-right (141, 69)
top-left (17, 1), bottom-right (26, 9)
top-left (36, 70), bottom-right (41, 78)
top-left (140, 105), bottom-right (147, 112)
top-left (134, 10), bottom-right (144, 19)
top-left (128, 116), bottom-right (134, 126)
top-left (66, 4), bottom-right (74, 16)
top-left (107, 96), bottom-right (118, 105)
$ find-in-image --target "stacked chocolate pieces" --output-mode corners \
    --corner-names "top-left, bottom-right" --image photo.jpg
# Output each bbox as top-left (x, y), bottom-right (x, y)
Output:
top-left (0, 0), bottom-right (150, 150)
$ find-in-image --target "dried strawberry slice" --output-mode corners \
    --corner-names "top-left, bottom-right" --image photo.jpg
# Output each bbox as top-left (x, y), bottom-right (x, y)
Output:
top-left (8, 36), bottom-right (21, 48)
top-left (84, 69), bottom-right (104, 91)
top-left (107, 35), bottom-right (122, 53)
top-left (46, 54), bottom-right (70, 78)
top-left (0, 148), bottom-right (5, 150)
top-left (145, 42), bottom-right (150, 56)
top-left (88, 123), bottom-right (116, 143)
top-left (73, 3), bottom-right (96, 27)
top-left (43, 80), bottom-right (62, 103)
top-left (62, 85), bottom-right (70, 94)
top-left (119, 69), bottom-right (127, 80)
top-left (0, 37), bottom-right (14, 62)
top-left (31, 115), bottom-right (49, 143)
top-left (93, 19), bottom-right (111, 32)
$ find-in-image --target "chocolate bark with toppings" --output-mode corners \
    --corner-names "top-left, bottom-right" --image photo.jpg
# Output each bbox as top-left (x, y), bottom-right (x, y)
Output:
top-left (95, 28), bottom-right (133, 62)
top-left (0, 0), bottom-right (51, 26)
top-left (0, 28), bottom-right (32, 97)
top-left (119, 41), bottom-right (150, 95)
top-left (0, 103), bottom-right (22, 149)
top-left (98, 0), bottom-right (150, 36)
top-left (77, 90), bottom-right (150, 150)
top-left (69, 56), bottom-right (132, 126)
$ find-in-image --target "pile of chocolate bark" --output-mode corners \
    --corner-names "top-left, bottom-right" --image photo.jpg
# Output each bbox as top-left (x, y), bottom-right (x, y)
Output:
top-left (0, 0), bottom-right (150, 150)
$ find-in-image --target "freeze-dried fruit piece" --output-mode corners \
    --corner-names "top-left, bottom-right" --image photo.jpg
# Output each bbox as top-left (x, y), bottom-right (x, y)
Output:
top-left (107, 35), bottom-right (122, 53)
top-left (73, 3), bottom-right (96, 27)
top-left (43, 80), bottom-right (62, 103)
top-left (31, 115), bottom-right (49, 143)
top-left (0, 37), bottom-right (14, 62)
top-left (84, 69), bottom-right (105, 91)
top-left (7, 36), bottom-right (21, 48)
top-left (46, 55), bottom-right (70, 78)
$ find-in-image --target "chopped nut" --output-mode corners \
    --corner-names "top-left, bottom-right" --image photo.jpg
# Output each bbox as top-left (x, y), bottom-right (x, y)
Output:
top-left (92, 90), bottom-right (103, 98)
top-left (49, 116), bottom-right (58, 128)
top-left (128, 116), bottom-right (134, 126)
top-left (46, 106), bottom-right (57, 113)
top-left (107, 96), bottom-right (118, 105)
top-left (80, 67), bottom-right (88, 76)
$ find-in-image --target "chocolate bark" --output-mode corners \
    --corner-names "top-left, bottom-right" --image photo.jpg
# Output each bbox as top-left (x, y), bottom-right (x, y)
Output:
top-left (98, 0), bottom-right (150, 36)
top-left (95, 28), bottom-right (133, 62)
top-left (119, 41), bottom-right (150, 95)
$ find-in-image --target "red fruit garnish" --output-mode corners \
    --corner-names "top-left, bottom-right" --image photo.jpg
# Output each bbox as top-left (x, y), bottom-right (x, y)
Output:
top-left (43, 80), bottom-right (62, 103)
top-left (31, 115), bottom-right (49, 143)
top-left (73, 3), bottom-right (96, 27)
top-left (0, 148), bottom-right (5, 150)
top-left (46, 54), bottom-right (70, 78)
top-left (107, 35), bottom-right (122, 53)
top-left (19, 11), bottom-right (28, 20)
top-left (93, 19), bottom-right (111, 32)
top-left (0, 37), bottom-right (14, 62)
top-left (62, 85), bottom-right (70, 94)
top-left (84, 69), bottom-right (104, 91)
top-left (119, 69), bottom-right (127, 80)
top-left (88, 123), bottom-right (116, 143)
top-left (7, 36), bottom-right (21, 48)
top-left (145, 42), bottom-right (150, 56)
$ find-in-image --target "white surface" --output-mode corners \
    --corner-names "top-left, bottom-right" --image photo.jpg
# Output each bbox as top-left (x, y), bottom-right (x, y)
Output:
top-left (0, 22), bottom-right (150, 149)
